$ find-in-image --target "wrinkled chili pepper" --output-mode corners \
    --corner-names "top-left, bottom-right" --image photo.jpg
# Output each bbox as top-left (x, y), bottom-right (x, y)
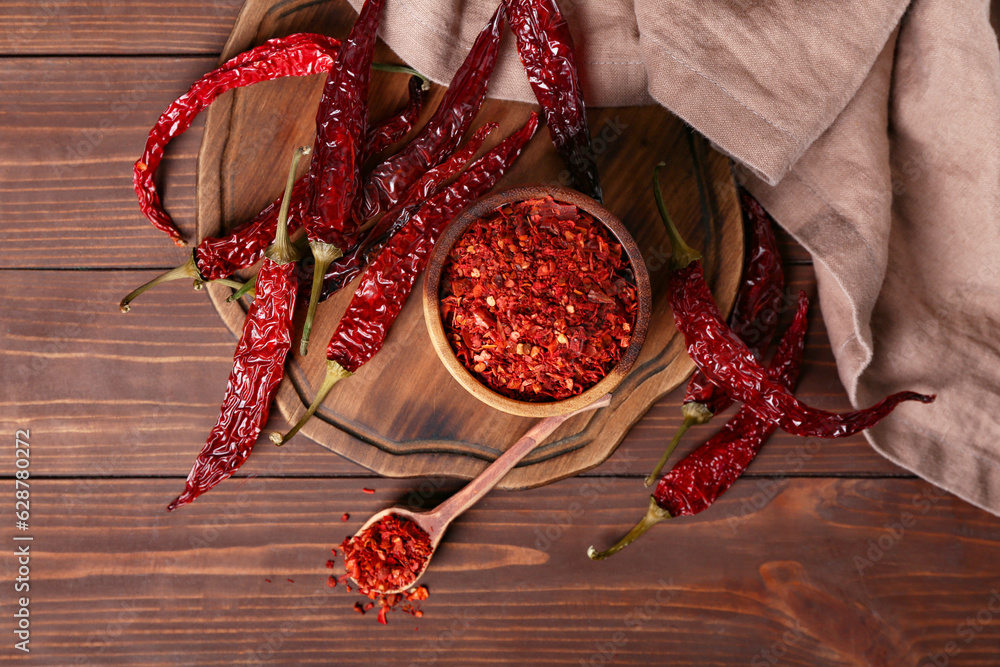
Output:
top-left (644, 187), bottom-right (784, 485)
top-left (300, 0), bottom-right (387, 357)
top-left (273, 113), bottom-right (539, 445)
top-left (167, 147), bottom-right (307, 511)
top-left (317, 123), bottom-right (498, 299)
top-left (653, 165), bottom-right (935, 438)
top-left (134, 34), bottom-right (341, 247)
top-left (123, 47), bottom-right (426, 310)
top-left (360, 5), bottom-right (505, 221)
top-left (365, 75), bottom-right (428, 158)
top-left (504, 0), bottom-right (601, 201)
top-left (588, 291), bottom-right (810, 559)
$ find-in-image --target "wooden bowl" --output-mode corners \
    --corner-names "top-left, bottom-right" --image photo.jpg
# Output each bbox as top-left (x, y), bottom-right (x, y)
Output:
top-left (422, 186), bottom-right (652, 417)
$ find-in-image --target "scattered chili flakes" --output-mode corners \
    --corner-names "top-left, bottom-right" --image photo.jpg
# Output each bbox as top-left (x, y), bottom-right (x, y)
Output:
top-left (362, 488), bottom-right (376, 495)
top-left (287, 579), bottom-right (294, 583)
top-left (340, 514), bottom-right (432, 595)
top-left (325, 517), bottom-right (432, 626)
top-left (341, 513), bottom-right (350, 522)
top-left (264, 579), bottom-right (271, 583)
top-left (440, 196), bottom-right (637, 401)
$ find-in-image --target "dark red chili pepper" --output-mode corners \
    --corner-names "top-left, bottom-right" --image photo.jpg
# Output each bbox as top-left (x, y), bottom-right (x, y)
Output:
top-left (273, 113), bottom-right (539, 445)
top-left (360, 5), bottom-right (505, 221)
top-left (504, 0), bottom-right (601, 201)
top-left (318, 123), bottom-right (498, 299)
top-left (588, 291), bottom-right (809, 559)
top-left (364, 75), bottom-right (427, 158)
top-left (134, 34), bottom-right (340, 247)
top-left (644, 187), bottom-right (784, 485)
top-left (654, 165), bottom-right (934, 439)
top-left (122, 66), bottom-right (425, 311)
top-left (167, 147), bottom-right (307, 511)
top-left (300, 0), bottom-right (386, 356)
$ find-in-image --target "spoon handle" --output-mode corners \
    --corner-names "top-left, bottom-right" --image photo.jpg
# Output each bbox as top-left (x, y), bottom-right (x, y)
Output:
top-left (429, 394), bottom-right (612, 525)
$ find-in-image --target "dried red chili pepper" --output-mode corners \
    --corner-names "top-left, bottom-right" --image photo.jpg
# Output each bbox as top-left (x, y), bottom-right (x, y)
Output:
top-left (167, 147), bottom-right (307, 511)
top-left (365, 75), bottom-right (428, 158)
top-left (644, 187), bottom-right (784, 485)
top-left (360, 5), bottom-right (505, 221)
top-left (124, 46), bottom-right (424, 308)
top-left (134, 34), bottom-right (340, 247)
top-left (299, 0), bottom-right (387, 356)
top-left (441, 196), bottom-right (636, 401)
top-left (654, 165), bottom-right (934, 439)
top-left (588, 291), bottom-right (810, 559)
top-left (318, 123), bottom-right (498, 299)
top-left (273, 113), bottom-right (539, 445)
top-left (340, 514), bottom-right (432, 595)
top-left (504, 0), bottom-right (601, 201)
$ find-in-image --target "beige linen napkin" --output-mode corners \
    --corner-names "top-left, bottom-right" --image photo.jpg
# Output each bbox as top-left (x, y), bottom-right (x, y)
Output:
top-left (352, 0), bottom-right (1000, 515)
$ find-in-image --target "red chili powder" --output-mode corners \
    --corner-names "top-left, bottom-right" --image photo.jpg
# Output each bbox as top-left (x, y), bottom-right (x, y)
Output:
top-left (340, 514), bottom-right (432, 596)
top-left (440, 196), bottom-right (636, 401)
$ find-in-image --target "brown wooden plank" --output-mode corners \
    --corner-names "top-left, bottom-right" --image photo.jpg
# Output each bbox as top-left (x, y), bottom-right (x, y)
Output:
top-left (0, 1), bottom-right (243, 55)
top-left (4, 477), bottom-right (998, 665)
top-left (0, 56), bottom-right (219, 269)
top-left (0, 54), bottom-right (817, 271)
top-left (0, 264), bottom-right (905, 479)
top-left (0, 267), bottom-right (368, 479)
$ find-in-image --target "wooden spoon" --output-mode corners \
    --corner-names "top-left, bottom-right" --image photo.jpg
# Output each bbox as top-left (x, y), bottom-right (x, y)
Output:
top-left (348, 393), bottom-right (613, 595)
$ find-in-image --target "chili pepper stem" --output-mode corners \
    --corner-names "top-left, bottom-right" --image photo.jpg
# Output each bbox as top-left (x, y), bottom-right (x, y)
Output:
top-left (227, 277), bottom-right (257, 302)
top-left (197, 277), bottom-right (245, 291)
top-left (271, 360), bottom-right (352, 445)
top-left (266, 146), bottom-right (310, 266)
top-left (300, 242), bottom-right (344, 355)
top-left (653, 163), bottom-right (701, 270)
top-left (119, 253), bottom-right (202, 312)
top-left (587, 496), bottom-right (672, 561)
top-left (372, 63), bottom-right (430, 91)
top-left (644, 401), bottom-right (715, 487)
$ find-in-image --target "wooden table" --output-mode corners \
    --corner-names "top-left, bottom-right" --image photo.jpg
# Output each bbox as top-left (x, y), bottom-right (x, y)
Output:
top-left (2, 3), bottom-right (999, 665)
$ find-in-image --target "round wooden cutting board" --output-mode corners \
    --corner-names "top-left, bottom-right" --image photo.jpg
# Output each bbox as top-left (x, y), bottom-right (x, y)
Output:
top-left (196, 0), bottom-right (743, 490)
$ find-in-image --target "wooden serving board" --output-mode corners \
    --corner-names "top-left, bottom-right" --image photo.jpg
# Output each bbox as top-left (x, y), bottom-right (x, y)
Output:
top-left (196, 0), bottom-right (743, 489)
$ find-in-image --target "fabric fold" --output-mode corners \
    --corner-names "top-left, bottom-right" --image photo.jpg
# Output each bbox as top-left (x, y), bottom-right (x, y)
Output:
top-left (353, 0), bottom-right (1000, 515)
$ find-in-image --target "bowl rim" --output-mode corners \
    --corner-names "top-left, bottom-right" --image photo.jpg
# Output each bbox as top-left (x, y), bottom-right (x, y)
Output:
top-left (422, 185), bottom-right (652, 418)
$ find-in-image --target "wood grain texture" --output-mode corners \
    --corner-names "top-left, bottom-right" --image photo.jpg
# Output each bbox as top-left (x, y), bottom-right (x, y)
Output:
top-left (6, 5), bottom-right (1000, 665)
top-left (0, 56), bottom-right (217, 269)
top-left (2, 477), bottom-right (998, 666)
top-left (0, 264), bottom-right (905, 479)
top-left (0, 1), bottom-right (243, 55)
top-left (196, 0), bottom-right (745, 489)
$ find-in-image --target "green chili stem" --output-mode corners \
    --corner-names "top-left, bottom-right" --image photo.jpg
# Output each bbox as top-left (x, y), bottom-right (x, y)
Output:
top-left (300, 242), bottom-right (343, 356)
top-left (119, 253), bottom-right (201, 312)
top-left (227, 277), bottom-right (257, 302)
top-left (645, 415), bottom-right (694, 487)
top-left (644, 401), bottom-right (714, 487)
top-left (271, 360), bottom-right (352, 446)
top-left (653, 162), bottom-right (702, 270)
top-left (587, 496), bottom-right (672, 560)
top-left (266, 146), bottom-right (309, 266)
top-left (207, 278), bottom-right (246, 291)
top-left (373, 62), bottom-right (430, 91)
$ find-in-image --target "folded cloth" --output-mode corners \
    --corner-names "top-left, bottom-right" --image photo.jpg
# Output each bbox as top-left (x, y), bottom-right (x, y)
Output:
top-left (353, 0), bottom-right (1000, 515)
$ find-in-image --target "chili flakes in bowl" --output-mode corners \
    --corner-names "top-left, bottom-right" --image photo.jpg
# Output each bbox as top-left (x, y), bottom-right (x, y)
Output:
top-left (439, 195), bottom-right (637, 402)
